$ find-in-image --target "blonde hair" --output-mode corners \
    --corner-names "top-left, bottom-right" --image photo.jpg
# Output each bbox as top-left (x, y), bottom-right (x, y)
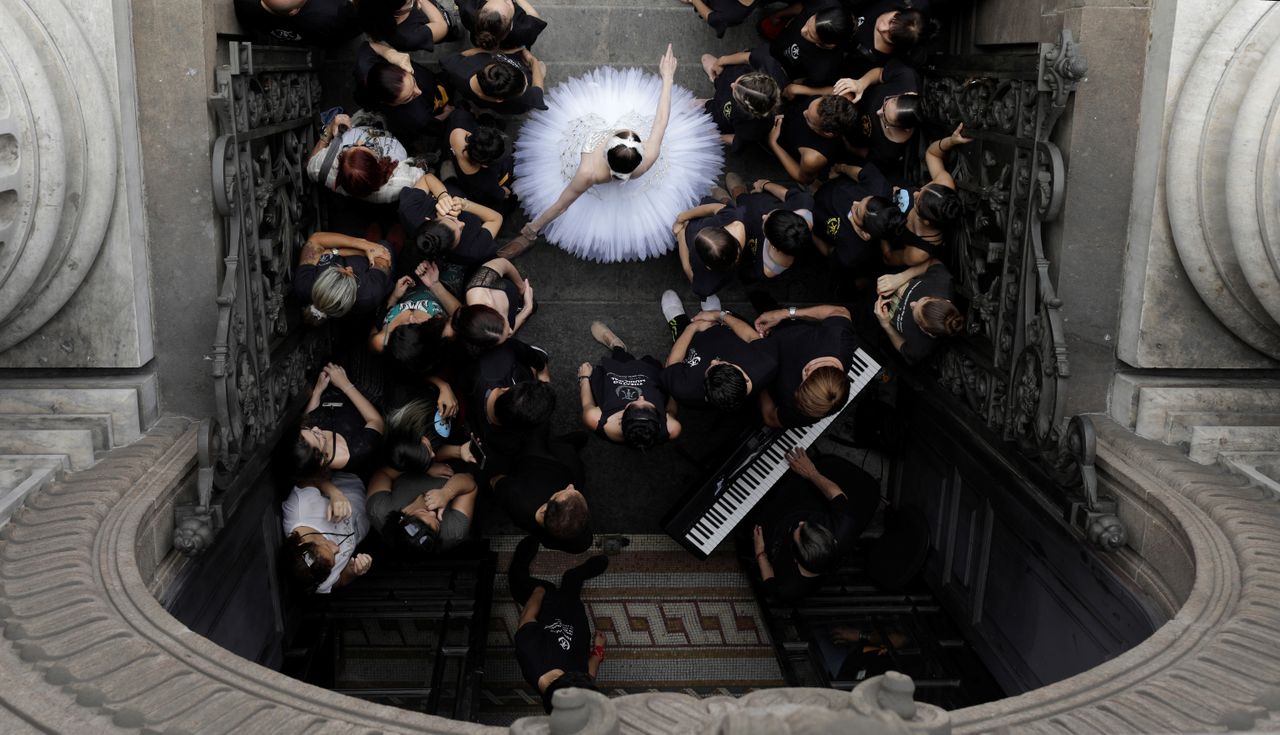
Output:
top-left (305, 267), bottom-right (358, 325)
top-left (795, 366), bottom-right (848, 420)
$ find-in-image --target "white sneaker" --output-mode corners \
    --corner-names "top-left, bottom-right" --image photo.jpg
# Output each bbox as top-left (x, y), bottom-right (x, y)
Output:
top-left (699, 294), bottom-right (722, 312)
top-left (661, 289), bottom-right (685, 322)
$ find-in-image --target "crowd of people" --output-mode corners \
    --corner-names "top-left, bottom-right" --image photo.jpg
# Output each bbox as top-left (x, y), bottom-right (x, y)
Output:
top-left (237, 0), bottom-right (967, 713)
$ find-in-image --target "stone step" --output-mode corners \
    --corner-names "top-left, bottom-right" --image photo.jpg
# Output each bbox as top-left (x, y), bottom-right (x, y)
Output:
top-left (0, 457), bottom-right (63, 526)
top-left (0, 429), bottom-right (97, 472)
top-left (0, 414), bottom-right (115, 450)
top-left (0, 372), bottom-right (159, 448)
top-left (1166, 410), bottom-right (1280, 445)
top-left (1188, 426), bottom-right (1280, 465)
top-left (1217, 452), bottom-right (1280, 497)
top-left (1110, 373), bottom-right (1280, 440)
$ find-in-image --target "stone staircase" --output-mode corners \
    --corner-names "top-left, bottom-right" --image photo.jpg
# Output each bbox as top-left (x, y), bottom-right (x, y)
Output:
top-left (0, 373), bottom-right (160, 525)
top-left (1110, 373), bottom-right (1280, 493)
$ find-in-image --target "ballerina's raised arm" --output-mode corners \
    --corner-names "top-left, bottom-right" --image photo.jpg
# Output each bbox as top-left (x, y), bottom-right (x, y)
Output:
top-left (499, 44), bottom-right (679, 258)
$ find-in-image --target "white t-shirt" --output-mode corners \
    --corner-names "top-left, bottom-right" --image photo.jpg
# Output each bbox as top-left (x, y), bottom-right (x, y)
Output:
top-left (282, 472), bottom-right (370, 594)
top-left (305, 125), bottom-right (425, 203)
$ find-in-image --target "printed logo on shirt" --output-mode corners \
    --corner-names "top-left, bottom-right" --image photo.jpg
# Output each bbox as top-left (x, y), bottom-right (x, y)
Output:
top-left (826, 217), bottom-right (841, 236)
top-left (723, 101), bottom-right (733, 120)
top-left (545, 619), bottom-right (575, 651)
top-left (745, 237), bottom-right (759, 256)
top-left (855, 15), bottom-right (866, 30)
top-left (683, 347), bottom-right (702, 368)
top-left (861, 114), bottom-right (873, 138)
top-left (271, 29), bottom-right (304, 42)
top-left (785, 43), bottom-right (800, 60)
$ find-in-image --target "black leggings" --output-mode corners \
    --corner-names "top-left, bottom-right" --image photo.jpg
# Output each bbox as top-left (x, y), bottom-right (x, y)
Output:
top-left (508, 536), bottom-right (599, 605)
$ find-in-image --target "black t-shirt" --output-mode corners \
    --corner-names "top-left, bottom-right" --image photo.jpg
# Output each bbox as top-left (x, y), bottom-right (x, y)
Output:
top-left (848, 60), bottom-right (921, 178)
top-left (684, 203), bottom-right (743, 299)
top-left (764, 0), bottom-right (847, 86)
top-left (493, 454), bottom-right (592, 553)
top-left (705, 0), bottom-right (756, 37)
top-left (398, 187), bottom-right (499, 269)
top-left (440, 51), bottom-right (548, 115)
top-left (736, 188), bottom-right (814, 281)
top-left (813, 163), bottom-right (892, 271)
top-left (589, 353), bottom-right (669, 439)
top-left (514, 587), bottom-right (591, 687)
top-left (890, 262), bottom-right (955, 365)
top-left (234, 0), bottom-right (361, 46)
top-left (369, 4), bottom-right (436, 52)
top-left (778, 97), bottom-right (841, 167)
top-left (844, 0), bottom-right (900, 78)
top-left (457, 0), bottom-right (548, 49)
top-left (446, 108), bottom-right (514, 210)
top-left (355, 45), bottom-right (446, 145)
top-left (467, 341), bottom-right (539, 468)
top-left (706, 49), bottom-right (788, 153)
top-left (761, 316), bottom-right (859, 428)
top-left (292, 248), bottom-right (392, 317)
top-left (659, 325), bottom-right (778, 407)
top-left (307, 387), bottom-right (384, 478)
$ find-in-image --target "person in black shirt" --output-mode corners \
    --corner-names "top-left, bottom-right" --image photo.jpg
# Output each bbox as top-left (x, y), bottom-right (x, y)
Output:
top-left (289, 363), bottom-right (386, 480)
top-left (658, 296), bottom-right (778, 410)
top-left (836, 60), bottom-right (921, 179)
top-left (844, 1), bottom-right (928, 78)
top-left (749, 449), bottom-right (880, 601)
top-left (768, 95), bottom-right (855, 185)
top-left (760, 0), bottom-right (852, 87)
top-left (733, 179), bottom-right (815, 283)
top-left (458, 0), bottom-right (547, 50)
top-left (754, 303), bottom-right (859, 428)
top-left (444, 108), bottom-right (515, 212)
top-left (399, 174), bottom-right (504, 272)
top-left (441, 47), bottom-right (549, 116)
top-left (579, 322), bottom-right (682, 448)
top-left (699, 50), bottom-right (784, 154)
top-left (357, 0), bottom-right (455, 53)
top-left (294, 232), bottom-right (392, 326)
top-left (674, 197), bottom-right (746, 303)
top-left (874, 260), bottom-right (963, 365)
top-left (466, 338), bottom-right (553, 473)
top-left (509, 536), bottom-right (608, 712)
top-left (681, 0), bottom-right (758, 38)
top-left (491, 438), bottom-right (593, 553)
top-left (353, 43), bottom-right (450, 149)
top-left (812, 162), bottom-right (902, 274)
top-left (234, 0), bottom-right (361, 47)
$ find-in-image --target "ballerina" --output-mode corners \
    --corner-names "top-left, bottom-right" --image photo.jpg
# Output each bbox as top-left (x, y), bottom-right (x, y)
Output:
top-left (506, 44), bottom-right (724, 262)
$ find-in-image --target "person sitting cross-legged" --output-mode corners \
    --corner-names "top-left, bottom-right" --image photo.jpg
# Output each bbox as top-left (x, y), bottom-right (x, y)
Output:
top-left (753, 301), bottom-right (860, 428)
top-left (509, 535), bottom-right (609, 713)
top-left (490, 434), bottom-right (593, 553)
top-left (366, 465), bottom-right (478, 557)
top-left (281, 471), bottom-right (373, 594)
top-left (658, 291), bottom-right (777, 411)
top-left (579, 321), bottom-right (682, 449)
top-left (767, 94), bottom-right (855, 186)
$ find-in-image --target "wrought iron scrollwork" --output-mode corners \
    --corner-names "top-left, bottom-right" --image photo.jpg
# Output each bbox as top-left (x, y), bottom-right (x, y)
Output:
top-left (922, 30), bottom-right (1085, 455)
top-left (178, 41), bottom-right (328, 556)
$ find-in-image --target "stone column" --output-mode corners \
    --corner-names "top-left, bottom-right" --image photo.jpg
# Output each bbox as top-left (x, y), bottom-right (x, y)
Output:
top-left (1112, 0), bottom-right (1280, 492)
top-left (0, 0), bottom-right (163, 520)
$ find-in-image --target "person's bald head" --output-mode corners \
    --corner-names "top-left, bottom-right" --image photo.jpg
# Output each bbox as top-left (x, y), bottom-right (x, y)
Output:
top-left (262, 0), bottom-right (309, 16)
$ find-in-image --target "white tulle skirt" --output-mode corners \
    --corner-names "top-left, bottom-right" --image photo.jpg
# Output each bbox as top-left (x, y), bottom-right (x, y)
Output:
top-left (513, 67), bottom-right (724, 263)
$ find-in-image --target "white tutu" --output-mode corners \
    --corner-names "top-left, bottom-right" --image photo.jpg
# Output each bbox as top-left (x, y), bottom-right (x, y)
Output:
top-left (513, 67), bottom-right (724, 262)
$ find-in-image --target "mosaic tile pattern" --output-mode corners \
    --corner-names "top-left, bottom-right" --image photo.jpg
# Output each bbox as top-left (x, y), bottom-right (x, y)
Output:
top-left (478, 535), bottom-right (784, 725)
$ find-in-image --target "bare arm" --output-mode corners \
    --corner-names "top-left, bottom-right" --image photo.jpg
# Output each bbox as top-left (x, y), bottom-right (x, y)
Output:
top-left (925, 124), bottom-right (974, 190)
top-left (328, 365), bottom-right (385, 433)
top-left (515, 0), bottom-right (540, 18)
top-left (665, 321), bottom-right (700, 367)
top-left (633, 44), bottom-right (677, 178)
top-left (722, 312), bottom-right (761, 343)
top-left (368, 41), bottom-right (413, 73)
top-left (366, 466), bottom-right (401, 498)
top-left (875, 296), bottom-right (907, 354)
top-left (675, 203), bottom-right (725, 224)
top-left (578, 363), bottom-right (602, 429)
top-left (525, 157), bottom-right (598, 233)
top-left (460, 197), bottom-right (505, 238)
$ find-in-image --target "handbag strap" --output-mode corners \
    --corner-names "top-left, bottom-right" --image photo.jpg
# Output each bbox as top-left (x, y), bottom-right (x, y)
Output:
top-left (317, 135), bottom-right (344, 188)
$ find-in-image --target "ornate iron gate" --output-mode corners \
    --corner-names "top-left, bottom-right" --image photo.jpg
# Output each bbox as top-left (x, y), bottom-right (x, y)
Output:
top-left (177, 41), bottom-right (329, 555)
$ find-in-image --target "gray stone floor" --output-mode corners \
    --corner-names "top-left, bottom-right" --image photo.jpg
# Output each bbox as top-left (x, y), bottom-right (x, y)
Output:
top-left (318, 0), bottom-right (856, 534)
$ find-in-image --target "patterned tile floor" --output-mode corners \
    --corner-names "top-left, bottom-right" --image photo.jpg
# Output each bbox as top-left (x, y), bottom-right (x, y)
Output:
top-left (477, 535), bottom-right (784, 725)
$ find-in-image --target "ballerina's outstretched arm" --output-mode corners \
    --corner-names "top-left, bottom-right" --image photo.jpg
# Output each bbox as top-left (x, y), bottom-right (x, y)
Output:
top-left (632, 44), bottom-right (678, 179)
top-left (501, 152), bottom-right (601, 256)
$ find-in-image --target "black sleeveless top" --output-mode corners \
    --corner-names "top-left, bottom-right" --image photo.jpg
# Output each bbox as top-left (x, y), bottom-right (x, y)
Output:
top-left (589, 354), bottom-right (669, 440)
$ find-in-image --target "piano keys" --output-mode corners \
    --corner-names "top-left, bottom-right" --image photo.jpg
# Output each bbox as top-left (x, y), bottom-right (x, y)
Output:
top-left (663, 348), bottom-right (881, 559)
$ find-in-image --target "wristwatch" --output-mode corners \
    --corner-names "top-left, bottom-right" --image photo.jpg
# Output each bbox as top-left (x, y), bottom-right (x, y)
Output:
top-left (787, 306), bottom-right (797, 320)
top-left (718, 309), bottom-right (731, 325)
